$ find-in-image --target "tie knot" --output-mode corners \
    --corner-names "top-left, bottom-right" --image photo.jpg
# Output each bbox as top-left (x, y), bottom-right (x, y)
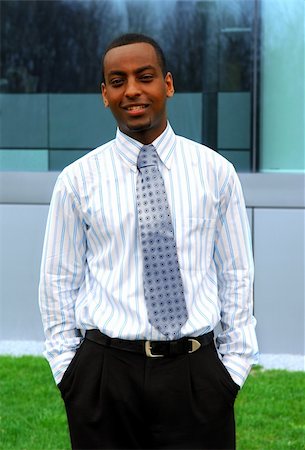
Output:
top-left (137, 144), bottom-right (158, 170)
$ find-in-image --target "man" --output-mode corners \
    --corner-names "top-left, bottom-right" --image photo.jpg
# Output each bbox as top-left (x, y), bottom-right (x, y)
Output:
top-left (39, 33), bottom-right (258, 450)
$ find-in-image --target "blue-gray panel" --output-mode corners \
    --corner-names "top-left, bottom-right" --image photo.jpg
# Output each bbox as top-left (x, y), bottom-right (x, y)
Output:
top-left (49, 93), bottom-right (202, 151)
top-left (49, 149), bottom-right (90, 171)
top-left (218, 92), bottom-right (251, 149)
top-left (0, 94), bottom-right (48, 148)
top-left (0, 149), bottom-right (48, 171)
top-left (49, 94), bottom-right (117, 149)
top-left (167, 93), bottom-right (202, 143)
top-left (254, 208), bottom-right (305, 354)
top-left (0, 204), bottom-right (49, 340)
top-left (218, 150), bottom-right (251, 172)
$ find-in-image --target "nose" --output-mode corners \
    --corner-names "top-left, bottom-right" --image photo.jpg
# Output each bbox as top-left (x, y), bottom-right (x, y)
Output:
top-left (125, 77), bottom-right (141, 98)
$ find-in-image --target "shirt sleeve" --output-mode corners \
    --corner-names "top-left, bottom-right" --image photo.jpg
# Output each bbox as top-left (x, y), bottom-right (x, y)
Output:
top-left (39, 174), bottom-right (86, 384)
top-left (214, 164), bottom-right (259, 387)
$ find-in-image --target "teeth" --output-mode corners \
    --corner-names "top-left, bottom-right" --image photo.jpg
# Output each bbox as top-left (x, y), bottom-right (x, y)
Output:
top-left (127, 105), bottom-right (146, 111)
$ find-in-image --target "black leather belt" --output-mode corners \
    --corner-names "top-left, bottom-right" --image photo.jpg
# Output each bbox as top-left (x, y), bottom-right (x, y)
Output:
top-left (85, 329), bottom-right (214, 358)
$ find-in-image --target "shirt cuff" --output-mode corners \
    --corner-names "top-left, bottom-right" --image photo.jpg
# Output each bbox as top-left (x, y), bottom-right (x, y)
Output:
top-left (221, 352), bottom-right (259, 388)
top-left (44, 344), bottom-right (80, 385)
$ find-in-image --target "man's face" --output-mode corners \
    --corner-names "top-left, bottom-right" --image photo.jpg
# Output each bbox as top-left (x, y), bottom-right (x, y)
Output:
top-left (102, 42), bottom-right (174, 144)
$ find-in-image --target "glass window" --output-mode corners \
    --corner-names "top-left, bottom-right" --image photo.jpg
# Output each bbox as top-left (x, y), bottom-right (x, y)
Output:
top-left (1, 0), bottom-right (258, 172)
top-left (259, 0), bottom-right (305, 172)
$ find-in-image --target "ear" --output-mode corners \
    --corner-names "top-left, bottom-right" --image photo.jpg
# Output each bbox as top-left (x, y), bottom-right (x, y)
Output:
top-left (165, 72), bottom-right (175, 98)
top-left (101, 82), bottom-right (109, 107)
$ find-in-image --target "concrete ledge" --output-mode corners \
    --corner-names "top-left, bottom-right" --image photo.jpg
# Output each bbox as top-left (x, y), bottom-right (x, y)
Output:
top-left (1, 172), bottom-right (304, 207)
top-left (239, 173), bottom-right (305, 208)
top-left (0, 171), bottom-right (58, 204)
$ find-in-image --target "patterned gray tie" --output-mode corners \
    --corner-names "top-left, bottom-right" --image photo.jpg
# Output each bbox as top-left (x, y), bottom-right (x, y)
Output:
top-left (136, 144), bottom-right (188, 339)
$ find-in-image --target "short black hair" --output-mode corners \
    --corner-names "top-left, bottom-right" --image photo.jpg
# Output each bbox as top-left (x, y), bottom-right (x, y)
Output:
top-left (102, 33), bottom-right (167, 83)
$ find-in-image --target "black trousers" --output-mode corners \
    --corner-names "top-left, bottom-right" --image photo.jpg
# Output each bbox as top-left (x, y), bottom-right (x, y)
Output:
top-left (58, 336), bottom-right (239, 450)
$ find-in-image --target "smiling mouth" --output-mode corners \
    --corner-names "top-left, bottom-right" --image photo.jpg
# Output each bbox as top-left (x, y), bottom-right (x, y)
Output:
top-left (125, 105), bottom-right (148, 111)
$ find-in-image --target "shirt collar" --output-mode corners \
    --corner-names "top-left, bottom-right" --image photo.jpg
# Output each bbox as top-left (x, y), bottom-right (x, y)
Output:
top-left (114, 122), bottom-right (177, 173)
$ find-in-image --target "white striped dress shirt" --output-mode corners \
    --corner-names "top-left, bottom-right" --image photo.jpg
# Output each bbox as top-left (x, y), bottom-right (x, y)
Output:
top-left (39, 123), bottom-right (258, 387)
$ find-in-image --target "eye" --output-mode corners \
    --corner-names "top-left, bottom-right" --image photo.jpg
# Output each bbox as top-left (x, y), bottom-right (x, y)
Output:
top-left (140, 74), bottom-right (154, 82)
top-left (110, 78), bottom-right (124, 87)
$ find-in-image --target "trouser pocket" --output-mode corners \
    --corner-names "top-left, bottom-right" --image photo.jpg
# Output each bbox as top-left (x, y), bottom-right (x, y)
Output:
top-left (58, 340), bottom-right (86, 396)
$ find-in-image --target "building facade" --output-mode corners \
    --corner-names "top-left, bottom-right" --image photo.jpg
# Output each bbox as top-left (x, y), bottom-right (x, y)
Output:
top-left (0, 0), bottom-right (304, 360)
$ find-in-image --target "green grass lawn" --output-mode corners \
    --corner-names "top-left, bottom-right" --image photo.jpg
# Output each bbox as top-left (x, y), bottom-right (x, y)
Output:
top-left (0, 356), bottom-right (304, 449)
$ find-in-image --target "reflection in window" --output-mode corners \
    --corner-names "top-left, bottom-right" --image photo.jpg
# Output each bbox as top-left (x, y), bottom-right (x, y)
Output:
top-left (1, 0), bottom-right (257, 172)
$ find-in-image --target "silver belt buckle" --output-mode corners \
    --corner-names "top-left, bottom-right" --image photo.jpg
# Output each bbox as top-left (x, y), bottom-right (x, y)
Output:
top-left (145, 341), bottom-right (164, 358)
top-left (188, 339), bottom-right (201, 353)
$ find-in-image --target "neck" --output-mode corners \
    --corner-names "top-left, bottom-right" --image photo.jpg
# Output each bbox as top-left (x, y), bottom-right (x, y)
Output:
top-left (120, 121), bottom-right (168, 145)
